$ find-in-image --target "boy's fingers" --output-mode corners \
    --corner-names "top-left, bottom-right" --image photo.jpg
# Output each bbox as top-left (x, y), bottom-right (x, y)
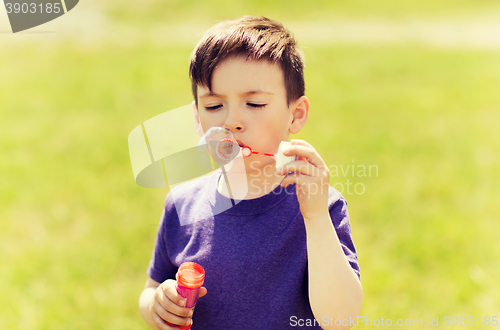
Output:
top-left (152, 300), bottom-right (192, 328)
top-left (156, 284), bottom-right (193, 318)
top-left (151, 307), bottom-right (169, 330)
top-left (278, 161), bottom-right (329, 179)
top-left (158, 294), bottom-right (193, 318)
top-left (198, 286), bottom-right (208, 298)
top-left (290, 139), bottom-right (314, 148)
top-left (278, 160), bottom-right (316, 177)
top-left (161, 280), bottom-right (187, 307)
top-left (280, 173), bottom-right (329, 190)
top-left (283, 145), bottom-right (323, 167)
top-left (151, 310), bottom-right (179, 330)
top-left (280, 174), bottom-right (313, 188)
top-left (153, 280), bottom-right (206, 329)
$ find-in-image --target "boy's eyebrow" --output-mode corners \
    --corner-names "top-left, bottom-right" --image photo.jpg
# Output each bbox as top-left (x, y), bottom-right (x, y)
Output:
top-left (199, 90), bottom-right (275, 98)
top-left (242, 90), bottom-right (275, 96)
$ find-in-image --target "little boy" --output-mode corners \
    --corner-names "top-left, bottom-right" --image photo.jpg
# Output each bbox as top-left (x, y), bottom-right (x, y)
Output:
top-left (139, 16), bottom-right (362, 330)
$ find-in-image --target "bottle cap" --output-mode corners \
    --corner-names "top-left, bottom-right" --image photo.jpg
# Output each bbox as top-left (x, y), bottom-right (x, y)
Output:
top-left (176, 262), bottom-right (205, 289)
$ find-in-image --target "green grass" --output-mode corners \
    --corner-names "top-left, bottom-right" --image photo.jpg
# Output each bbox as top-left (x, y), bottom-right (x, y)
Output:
top-left (101, 0), bottom-right (500, 26)
top-left (1, 2), bottom-right (500, 329)
top-left (301, 45), bottom-right (500, 325)
top-left (0, 44), bottom-right (192, 329)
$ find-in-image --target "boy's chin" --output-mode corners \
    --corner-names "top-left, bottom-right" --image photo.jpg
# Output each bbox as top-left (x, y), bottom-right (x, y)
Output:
top-left (224, 156), bottom-right (275, 175)
top-left (244, 156), bottom-right (276, 172)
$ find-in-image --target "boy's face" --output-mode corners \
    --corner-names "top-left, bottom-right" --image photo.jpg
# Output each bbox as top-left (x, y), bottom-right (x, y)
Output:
top-left (194, 55), bottom-right (299, 170)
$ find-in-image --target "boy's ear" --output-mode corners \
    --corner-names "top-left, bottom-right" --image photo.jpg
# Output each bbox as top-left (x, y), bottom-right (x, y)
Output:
top-left (289, 96), bottom-right (309, 134)
top-left (192, 101), bottom-right (205, 137)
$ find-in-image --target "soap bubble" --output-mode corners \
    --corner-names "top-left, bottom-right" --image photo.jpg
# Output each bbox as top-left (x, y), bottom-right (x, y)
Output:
top-left (198, 127), bottom-right (241, 168)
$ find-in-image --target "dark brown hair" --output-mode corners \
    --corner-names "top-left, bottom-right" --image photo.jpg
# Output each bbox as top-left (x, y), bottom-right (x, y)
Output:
top-left (189, 16), bottom-right (305, 106)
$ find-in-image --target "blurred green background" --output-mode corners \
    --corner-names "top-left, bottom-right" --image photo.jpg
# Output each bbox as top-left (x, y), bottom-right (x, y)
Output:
top-left (1, 0), bottom-right (499, 329)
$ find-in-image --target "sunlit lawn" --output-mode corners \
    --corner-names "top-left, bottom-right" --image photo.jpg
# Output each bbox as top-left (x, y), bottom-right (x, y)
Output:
top-left (1, 2), bottom-right (500, 329)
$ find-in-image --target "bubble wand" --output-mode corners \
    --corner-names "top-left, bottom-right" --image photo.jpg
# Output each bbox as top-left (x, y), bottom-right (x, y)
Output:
top-left (241, 141), bottom-right (297, 170)
top-left (199, 128), bottom-right (297, 198)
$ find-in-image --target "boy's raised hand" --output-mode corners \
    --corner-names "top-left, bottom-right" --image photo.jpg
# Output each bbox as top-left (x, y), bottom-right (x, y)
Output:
top-left (277, 139), bottom-right (330, 221)
top-left (149, 279), bottom-right (207, 330)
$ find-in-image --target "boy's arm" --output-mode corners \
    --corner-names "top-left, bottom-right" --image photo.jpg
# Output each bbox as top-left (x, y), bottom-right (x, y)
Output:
top-left (279, 139), bottom-right (363, 330)
top-left (304, 212), bottom-right (363, 330)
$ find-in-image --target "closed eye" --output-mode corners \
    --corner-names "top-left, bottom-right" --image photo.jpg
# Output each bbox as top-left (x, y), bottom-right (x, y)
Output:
top-left (247, 103), bottom-right (266, 109)
top-left (204, 104), bottom-right (222, 111)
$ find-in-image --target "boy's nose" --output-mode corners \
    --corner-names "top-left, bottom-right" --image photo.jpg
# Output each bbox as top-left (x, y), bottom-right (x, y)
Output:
top-left (223, 110), bottom-right (244, 132)
top-left (223, 123), bottom-right (243, 132)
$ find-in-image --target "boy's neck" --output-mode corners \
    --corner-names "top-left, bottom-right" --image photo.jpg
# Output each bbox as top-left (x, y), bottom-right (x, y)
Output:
top-left (217, 164), bottom-right (284, 200)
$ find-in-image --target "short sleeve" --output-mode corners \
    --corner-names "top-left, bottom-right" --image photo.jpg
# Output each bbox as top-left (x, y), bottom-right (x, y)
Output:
top-left (146, 195), bottom-right (179, 283)
top-left (329, 190), bottom-right (360, 279)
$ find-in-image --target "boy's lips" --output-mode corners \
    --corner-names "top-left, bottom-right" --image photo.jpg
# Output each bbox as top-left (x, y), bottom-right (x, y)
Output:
top-left (236, 140), bottom-right (245, 147)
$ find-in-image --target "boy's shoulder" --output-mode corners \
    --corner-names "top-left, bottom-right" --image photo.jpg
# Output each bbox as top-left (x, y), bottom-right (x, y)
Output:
top-left (165, 171), bottom-right (217, 206)
top-left (163, 171), bottom-right (219, 226)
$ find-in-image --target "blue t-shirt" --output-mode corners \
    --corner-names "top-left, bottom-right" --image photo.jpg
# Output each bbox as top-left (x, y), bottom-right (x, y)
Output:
top-left (147, 170), bottom-right (360, 329)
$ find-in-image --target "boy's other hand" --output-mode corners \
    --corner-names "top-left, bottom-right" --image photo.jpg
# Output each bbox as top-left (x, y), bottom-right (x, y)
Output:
top-left (277, 139), bottom-right (330, 221)
top-left (149, 279), bottom-right (207, 330)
